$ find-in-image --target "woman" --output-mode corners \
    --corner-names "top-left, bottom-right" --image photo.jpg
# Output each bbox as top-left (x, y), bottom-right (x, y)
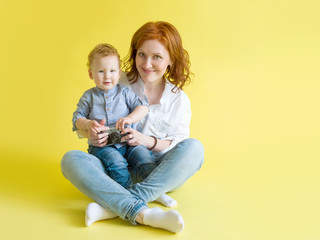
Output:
top-left (61, 21), bottom-right (204, 233)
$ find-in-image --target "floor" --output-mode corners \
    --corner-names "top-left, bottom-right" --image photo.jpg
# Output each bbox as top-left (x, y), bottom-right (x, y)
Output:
top-left (1, 149), bottom-right (319, 240)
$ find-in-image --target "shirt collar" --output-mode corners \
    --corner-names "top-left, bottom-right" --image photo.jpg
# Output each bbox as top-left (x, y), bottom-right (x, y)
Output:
top-left (136, 77), bottom-right (176, 105)
top-left (94, 85), bottom-right (118, 96)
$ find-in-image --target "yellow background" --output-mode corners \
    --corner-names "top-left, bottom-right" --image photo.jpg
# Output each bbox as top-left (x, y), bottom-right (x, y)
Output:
top-left (1, 0), bottom-right (319, 239)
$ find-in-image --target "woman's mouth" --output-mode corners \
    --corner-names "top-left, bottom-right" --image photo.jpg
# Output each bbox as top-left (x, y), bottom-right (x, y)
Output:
top-left (142, 68), bottom-right (155, 74)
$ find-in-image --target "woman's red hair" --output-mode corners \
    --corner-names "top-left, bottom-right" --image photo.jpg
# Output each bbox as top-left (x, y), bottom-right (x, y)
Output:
top-left (123, 21), bottom-right (192, 92)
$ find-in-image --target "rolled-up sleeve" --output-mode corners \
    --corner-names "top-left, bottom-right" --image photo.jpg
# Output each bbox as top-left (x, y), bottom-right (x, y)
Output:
top-left (72, 91), bottom-right (91, 131)
top-left (160, 92), bottom-right (191, 153)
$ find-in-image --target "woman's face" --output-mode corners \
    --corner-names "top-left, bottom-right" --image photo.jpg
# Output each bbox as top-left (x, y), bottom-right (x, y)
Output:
top-left (135, 39), bottom-right (172, 84)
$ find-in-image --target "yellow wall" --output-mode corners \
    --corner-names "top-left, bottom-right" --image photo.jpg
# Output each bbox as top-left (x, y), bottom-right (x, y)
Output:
top-left (1, 0), bottom-right (319, 239)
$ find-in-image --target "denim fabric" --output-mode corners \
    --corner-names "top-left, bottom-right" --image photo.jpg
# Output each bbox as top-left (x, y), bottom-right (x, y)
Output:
top-left (61, 138), bottom-right (204, 224)
top-left (88, 145), bottom-right (155, 188)
top-left (127, 138), bottom-right (204, 203)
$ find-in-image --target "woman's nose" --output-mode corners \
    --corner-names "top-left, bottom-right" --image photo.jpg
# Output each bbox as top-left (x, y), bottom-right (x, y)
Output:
top-left (143, 58), bottom-right (152, 68)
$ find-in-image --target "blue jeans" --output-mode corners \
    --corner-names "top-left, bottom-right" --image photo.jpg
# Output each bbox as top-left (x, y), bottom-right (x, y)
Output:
top-left (88, 145), bottom-right (155, 188)
top-left (61, 138), bottom-right (204, 224)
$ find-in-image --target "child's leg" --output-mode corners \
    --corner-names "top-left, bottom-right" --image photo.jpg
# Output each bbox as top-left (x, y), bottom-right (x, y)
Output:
top-left (89, 146), bottom-right (132, 188)
top-left (126, 145), bottom-right (177, 207)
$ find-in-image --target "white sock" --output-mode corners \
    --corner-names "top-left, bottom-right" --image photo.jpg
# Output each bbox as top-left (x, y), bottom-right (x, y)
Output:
top-left (85, 202), bottom-right (117, 227)
top-left (155, 194), bottom-right (177, 207)
top-left (143, 207), bottom-right (184, 233)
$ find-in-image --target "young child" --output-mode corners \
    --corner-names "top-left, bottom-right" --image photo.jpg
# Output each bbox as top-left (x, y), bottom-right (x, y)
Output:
top-left (72, 43), bottom-right (151, 188)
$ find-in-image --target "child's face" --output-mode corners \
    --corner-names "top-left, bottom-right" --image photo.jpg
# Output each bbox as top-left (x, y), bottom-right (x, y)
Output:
top-left (89, 55), bottom-right (121, 91)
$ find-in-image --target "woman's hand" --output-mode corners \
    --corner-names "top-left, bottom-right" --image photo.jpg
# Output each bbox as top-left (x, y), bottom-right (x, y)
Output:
top-left (88, 119), bottom-right (109, 147)
top-left (121, 127), bottom-right (147, 147)
top-left (122, 128), bottom-right (172, 151)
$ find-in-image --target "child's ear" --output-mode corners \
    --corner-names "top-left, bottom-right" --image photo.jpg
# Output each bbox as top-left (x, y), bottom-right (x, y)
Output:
top-left (88, 69), bottom-right (93, 79)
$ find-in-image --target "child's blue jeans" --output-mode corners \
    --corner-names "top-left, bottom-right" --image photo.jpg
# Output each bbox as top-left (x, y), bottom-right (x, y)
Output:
top-left (88, 144), bottom-right (155, 188)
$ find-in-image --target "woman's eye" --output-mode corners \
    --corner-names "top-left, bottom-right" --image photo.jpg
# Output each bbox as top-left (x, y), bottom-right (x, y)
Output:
top-left (154, 55), bottom-right (162, 59)
top-left (138, 52), bottom-right (145, 57)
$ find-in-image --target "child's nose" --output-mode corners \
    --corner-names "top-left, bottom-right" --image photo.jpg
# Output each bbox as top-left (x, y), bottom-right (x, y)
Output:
top-left (105, 72), bottom-right (111, 78)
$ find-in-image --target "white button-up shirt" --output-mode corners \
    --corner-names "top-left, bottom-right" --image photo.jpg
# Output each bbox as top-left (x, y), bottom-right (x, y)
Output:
top-left (120, 73), bottom-right (191, 158)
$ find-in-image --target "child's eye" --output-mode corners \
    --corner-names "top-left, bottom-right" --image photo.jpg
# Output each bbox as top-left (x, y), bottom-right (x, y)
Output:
top-left (98, 70), bottom-right (104, 73)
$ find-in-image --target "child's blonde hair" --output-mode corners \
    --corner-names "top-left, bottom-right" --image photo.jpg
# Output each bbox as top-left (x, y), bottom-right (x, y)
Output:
top-left (87, 43), bottom-right (121, 69)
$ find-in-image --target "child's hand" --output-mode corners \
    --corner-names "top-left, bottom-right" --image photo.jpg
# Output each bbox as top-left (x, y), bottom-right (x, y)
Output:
top-left (88, 119), bottom-right (109, 147)
top-left (116, 117), bottom-right (133, 131)
top-left (86, 120), bottom-right (102, 134)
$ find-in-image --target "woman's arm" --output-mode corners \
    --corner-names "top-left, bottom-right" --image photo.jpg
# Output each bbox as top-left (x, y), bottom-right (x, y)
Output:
top-left (147, 136), bottom-right (172, 152)
top-left (159, 90), bottom-right (191, 152)
top-left (122, 128), bottom-right (171, 152)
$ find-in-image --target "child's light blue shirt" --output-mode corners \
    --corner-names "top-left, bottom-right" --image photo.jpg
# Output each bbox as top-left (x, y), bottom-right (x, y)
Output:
top-left (72, 84), bottom-right (148, 144)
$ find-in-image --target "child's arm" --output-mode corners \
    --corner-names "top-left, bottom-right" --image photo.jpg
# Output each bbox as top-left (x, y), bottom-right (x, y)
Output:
top-left (75, 118), bottom-right (102, 134)
top-left (116, 105), bottom-right (149, 131)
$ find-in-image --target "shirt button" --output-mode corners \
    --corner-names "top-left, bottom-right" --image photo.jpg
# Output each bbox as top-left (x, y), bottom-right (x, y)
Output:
top-left (107, 108), bottom-right (109, 111)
